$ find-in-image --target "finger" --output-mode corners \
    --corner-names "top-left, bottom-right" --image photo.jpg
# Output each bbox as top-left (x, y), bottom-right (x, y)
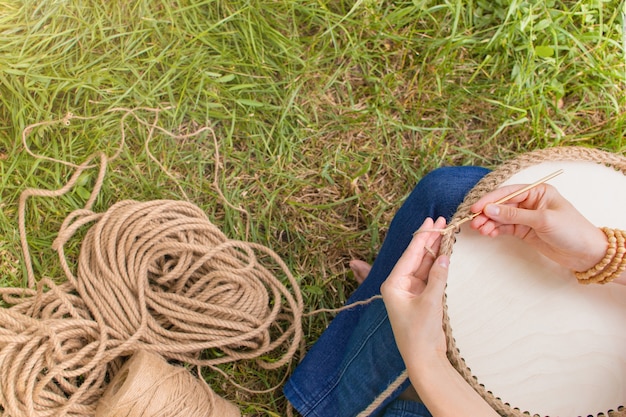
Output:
top-left (420, 216), bottom-right (446, 257)
top-left (470, 184), bottom-right (531, 214)
top-left (413, 217), bottom-right (446, 277)
top-left (482, 203), bottom-right (541, 229)
top-left (414, 248), bottom-right (438, 281)
top-left (423, 216), bottom-right (446, 248)
top-left (489, 223), bottom-right (517, 237)
top-left (424, 255), bottom-right (449, 300)
top-left (392, 218), bottom-right (438, 276)
top-left (473, 218), bottom-right (497, 236)
top-left (470, 208), bottom-right (492, 227)
top-left (433, 216), bottom-right (447, 232)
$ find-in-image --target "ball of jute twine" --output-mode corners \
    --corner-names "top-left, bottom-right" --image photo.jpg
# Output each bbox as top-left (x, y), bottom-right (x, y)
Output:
top-left (439, 147), bottom-right (626, 417)
top-left (1, 109), bottom-right (305, 416)
top-left (95, 350), bottom-right (240, 417)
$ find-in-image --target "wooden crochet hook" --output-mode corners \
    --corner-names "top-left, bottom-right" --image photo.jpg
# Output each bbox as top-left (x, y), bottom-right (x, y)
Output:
top-left (440, 168), bottom-right (564, 234)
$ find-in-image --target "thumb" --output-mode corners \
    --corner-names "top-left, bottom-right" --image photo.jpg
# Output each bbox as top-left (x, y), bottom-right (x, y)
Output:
top-left (424, 255), bottom-right (449, 300)
top-left (483, 203), bottom-right (539, 228)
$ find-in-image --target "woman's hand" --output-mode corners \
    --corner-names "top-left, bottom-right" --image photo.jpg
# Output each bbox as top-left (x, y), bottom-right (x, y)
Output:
top-left (470, 184), bottom-right (607, 273)
top-left (380, 216), bottom-right (449, 367)
top-left (381, 217), bottom-right (500, 417)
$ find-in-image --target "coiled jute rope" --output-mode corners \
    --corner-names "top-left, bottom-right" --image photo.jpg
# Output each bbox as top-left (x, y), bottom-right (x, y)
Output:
top-left (1, 109), bottom-right (304, 416)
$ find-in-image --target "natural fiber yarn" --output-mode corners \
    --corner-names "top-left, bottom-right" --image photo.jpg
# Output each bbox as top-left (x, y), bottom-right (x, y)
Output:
top-left (95, 350), bottom-right (240, 417)
top-left (1, 154), bottom-right (303, 416)
top-left (54, 198), bottom-right (303, 369)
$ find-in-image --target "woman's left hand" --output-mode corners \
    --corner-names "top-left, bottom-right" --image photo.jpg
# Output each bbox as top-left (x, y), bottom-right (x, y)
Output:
top-left (380, 216), bottom-right (450, 367)
top-left (381, 217), bottom-right (502, 417)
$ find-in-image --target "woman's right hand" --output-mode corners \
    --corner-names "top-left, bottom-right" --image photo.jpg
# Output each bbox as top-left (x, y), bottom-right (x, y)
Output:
top-left (469, 183), bottom-right (608, 274)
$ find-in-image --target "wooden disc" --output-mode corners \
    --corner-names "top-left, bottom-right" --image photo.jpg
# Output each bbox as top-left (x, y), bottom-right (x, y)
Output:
top-left (445, 160), bottom-right (626, 416)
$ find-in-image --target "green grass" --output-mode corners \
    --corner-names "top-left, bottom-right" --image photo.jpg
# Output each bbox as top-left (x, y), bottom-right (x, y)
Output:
top-left (0, 0), bottom-right (625, 415)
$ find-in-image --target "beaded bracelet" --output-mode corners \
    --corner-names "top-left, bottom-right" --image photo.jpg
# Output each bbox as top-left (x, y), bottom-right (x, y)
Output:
top-left (575, 227), bottom-right (626, 285)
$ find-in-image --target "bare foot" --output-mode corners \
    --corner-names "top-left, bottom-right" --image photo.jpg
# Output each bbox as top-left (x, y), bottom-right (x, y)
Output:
top-left (349, 259), bottom-right (372, 284)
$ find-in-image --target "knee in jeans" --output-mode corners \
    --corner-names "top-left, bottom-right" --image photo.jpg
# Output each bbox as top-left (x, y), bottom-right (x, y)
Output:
top-left (418, 167), bottom-right (462, 190)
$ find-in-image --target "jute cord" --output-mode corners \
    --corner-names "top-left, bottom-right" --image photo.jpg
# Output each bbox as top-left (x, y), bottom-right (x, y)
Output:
top-left (2, 109), bottom-right (307, 416)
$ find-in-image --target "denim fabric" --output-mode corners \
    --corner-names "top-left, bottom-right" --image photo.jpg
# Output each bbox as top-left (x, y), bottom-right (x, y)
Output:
top-left (284, 166), bottom-right (490, 417)
top-left (382, 400), bottom-right (431, 417)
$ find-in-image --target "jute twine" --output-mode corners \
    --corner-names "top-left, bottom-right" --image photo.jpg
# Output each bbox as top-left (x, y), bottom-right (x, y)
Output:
top-left (439, 147), bottom-right (626, 417)
top-left (95, 350), bottom-right (240, 417)
top-left (0, 110), bottom-right (305, 416)
top-left (3, 181), bottom-right (303, 415)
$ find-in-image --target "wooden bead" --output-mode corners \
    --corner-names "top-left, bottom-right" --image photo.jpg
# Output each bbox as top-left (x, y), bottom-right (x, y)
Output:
top-left (576, 228), bottom-right (626, 285)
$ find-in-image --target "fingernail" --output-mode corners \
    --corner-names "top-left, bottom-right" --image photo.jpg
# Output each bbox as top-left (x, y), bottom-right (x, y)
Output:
top-left (438, 256), bottom-right (449, 269)
top-left (485, 204), bottom-right (500, 216)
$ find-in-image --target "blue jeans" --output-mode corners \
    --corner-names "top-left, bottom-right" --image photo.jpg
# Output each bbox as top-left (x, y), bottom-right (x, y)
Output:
top-left (284, 166), bottom-right (490, 417)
